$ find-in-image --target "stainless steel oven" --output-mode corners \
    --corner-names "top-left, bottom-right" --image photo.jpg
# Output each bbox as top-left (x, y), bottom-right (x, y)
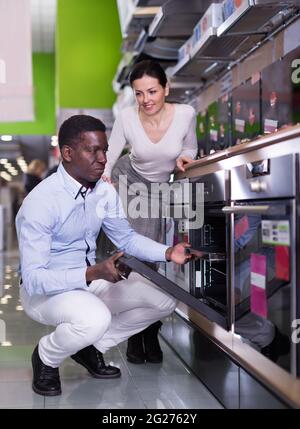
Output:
top-left (161, 175), bottom-right (230, 328)
top-left (225, 154), bottom-right (298, 374)
top-left (189, 170), bottom-right (231, 329)
top-left (164, 178), bottom-right (191, 292)
top-left (165, 215), bottom-right (190, 292)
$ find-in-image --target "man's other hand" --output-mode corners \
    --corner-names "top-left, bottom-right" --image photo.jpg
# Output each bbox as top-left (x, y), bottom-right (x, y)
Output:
top-left (86, 251), bottom-right (124, 283)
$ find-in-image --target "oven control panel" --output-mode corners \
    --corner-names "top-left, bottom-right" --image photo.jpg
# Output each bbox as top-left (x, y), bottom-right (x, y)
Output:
top-left (231, 154), bottom-right (295, 200)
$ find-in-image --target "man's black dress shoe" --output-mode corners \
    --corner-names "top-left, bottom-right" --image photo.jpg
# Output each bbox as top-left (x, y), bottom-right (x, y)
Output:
top-left (71, 345), bottom-right (121, 378)
top-left (143, 321), bottom-right (163, 363)
top-left (126, 321), bottom-right (163, 364)
top-left (31, 345), bottom-right (61, 396)
top-left (127, 331), bottom-right (145, 364)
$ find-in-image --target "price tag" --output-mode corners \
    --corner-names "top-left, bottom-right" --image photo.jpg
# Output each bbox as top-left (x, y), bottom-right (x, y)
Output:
top-left (262, 220), bottom-right (290, 246)
top-left (210, 129), bottom-right (218, 142)
top-left (250, 253), bottom-right (267, 318)
top-left (264, 118), bottom-right (278, 134)
top-left (235, 118), bottom-right (245, 133)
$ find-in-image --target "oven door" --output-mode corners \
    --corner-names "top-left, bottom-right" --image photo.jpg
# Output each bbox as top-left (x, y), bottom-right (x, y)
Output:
top-left (162, 202), bottom-right (229, 329)
top-left (165, 206), bottom-right (190, 292)
top-left (224, 200), bottom-right (293, 373)
top-left (119, 254), bottom-right (228, 328)
top-left (190, 202), bottom-right (230, 329)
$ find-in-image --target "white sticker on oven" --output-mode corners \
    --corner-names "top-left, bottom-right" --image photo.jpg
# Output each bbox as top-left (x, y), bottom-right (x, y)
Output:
top-left (264, 118), bottom-right (278, 134)
top-left (262, 220), bottom-right (290, 246)
top-left (235, 118), bottom-right (245, 133)
top-left (210, 129), bottom-right (218, 142)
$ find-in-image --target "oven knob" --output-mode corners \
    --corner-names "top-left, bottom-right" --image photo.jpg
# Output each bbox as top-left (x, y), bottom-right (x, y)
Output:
top-left (250, 180), bottom-right (267, 193)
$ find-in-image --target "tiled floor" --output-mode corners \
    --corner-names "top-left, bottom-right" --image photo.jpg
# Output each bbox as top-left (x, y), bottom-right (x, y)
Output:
top-left (0, 247), bottom-right (223, 409)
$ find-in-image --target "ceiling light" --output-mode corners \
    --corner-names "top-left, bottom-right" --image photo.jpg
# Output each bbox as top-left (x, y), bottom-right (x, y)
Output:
top-left (51, 135), bottom-right (58, 147)
top-left (0, 135), bottom-right (12, 142)
top-left (17, 159), bottom-right (27, 166)
top-left (0, 172), bottom-right (12, 182)
top-left (1, 341), bottom-right (12, 346)
top-left (4, 294), bottom-right (12, 299)
top-left (203, 62), bottom-right (218, 75)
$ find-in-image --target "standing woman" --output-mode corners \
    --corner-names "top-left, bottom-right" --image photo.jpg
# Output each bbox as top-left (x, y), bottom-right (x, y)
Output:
top-left (102, 60), bottom-right (197, 364)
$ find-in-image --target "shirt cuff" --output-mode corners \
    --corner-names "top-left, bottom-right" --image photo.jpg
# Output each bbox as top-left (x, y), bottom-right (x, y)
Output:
top-left (156, 244), bottom-right (170, 262)
top-left (66, 267), bottom-right (88, 290)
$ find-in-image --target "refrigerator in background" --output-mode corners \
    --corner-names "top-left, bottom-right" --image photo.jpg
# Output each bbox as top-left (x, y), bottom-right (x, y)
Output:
top-left (207, 102), bottom-right (219, 154)
top-left (196, 110), bottom-right (208, 157)
top-left (262, 46), bottom-right (300, 134)
top-left (231, 76), bottom-right (261, 145)
top-left (218, 94), bottom-right (230, 151)
top-left (206, 96), bottom-right (230, 154)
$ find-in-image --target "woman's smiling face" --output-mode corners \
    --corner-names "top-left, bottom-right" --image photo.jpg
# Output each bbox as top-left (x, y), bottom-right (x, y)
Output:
top-left (132, 75), bottom-right (169, 116)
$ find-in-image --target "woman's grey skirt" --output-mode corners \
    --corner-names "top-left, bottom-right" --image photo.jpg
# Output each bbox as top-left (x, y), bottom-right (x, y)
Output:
top-left (111, 154), bottom-right (165, 244)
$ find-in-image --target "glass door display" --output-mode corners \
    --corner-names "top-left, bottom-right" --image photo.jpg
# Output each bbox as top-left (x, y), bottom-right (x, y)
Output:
top-left (165, 215), bottom-right (190, 292)
top-left (233, 201), bottom-right (292, 372)
top-left (191, 203), bottom-right (228, 316)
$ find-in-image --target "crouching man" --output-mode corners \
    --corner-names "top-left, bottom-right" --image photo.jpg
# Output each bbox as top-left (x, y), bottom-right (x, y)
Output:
top-left (16, 115), bottom-right (192, 396)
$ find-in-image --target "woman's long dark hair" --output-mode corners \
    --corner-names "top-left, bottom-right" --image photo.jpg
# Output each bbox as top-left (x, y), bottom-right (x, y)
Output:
top-left (129, 60), bottom-right (167, 88)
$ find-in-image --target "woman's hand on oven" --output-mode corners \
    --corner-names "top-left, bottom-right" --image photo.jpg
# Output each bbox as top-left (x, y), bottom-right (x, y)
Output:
top-left (176, 156), bottom-right (194, 172)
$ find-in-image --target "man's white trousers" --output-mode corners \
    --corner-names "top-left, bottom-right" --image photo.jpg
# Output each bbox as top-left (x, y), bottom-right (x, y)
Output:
top-left (20, 272), bottom-right (177, 368)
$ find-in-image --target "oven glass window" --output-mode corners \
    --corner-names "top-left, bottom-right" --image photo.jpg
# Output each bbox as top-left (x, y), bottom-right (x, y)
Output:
top-left (191, 204), bottom-right (228, 315)
top-left (165, 217), bottom-right (190, 292)
top-left (234, 202), bottom-right (291, 372)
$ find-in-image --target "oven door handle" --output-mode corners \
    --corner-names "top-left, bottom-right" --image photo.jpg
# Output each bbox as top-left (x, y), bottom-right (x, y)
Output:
top-left (222, 205), bottom-right (270, 214)
top-left (186, 248), bottom-right (226, 261)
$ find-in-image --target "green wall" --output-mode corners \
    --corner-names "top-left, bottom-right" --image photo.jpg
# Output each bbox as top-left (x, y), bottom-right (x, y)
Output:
top-left (0, 54), bottom-right (56, 135)
top-left (56, 0), bottom-right (122, 109)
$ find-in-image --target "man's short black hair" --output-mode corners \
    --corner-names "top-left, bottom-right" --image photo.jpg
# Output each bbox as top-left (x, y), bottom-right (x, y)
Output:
top-left (58, 115), bottom-right (106, 149)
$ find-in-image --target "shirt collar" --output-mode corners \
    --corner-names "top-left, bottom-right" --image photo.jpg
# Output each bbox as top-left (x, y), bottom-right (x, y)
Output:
top-left (57, 163), bottom-right (92, 200)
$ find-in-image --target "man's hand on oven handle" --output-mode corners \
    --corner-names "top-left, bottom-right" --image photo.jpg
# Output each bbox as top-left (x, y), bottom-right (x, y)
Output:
top-left (166, 243), bottom-right (206, 264)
